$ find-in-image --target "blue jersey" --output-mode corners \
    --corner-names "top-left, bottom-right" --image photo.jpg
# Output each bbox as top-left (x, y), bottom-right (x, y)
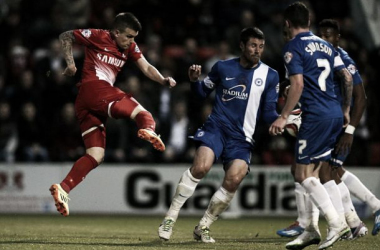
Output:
top-left (283, 31), bottom-right (345, 121)
top-left (192, 58), bottom-right (279, 144)
top-left (334, 47), bottom-right (363, 105)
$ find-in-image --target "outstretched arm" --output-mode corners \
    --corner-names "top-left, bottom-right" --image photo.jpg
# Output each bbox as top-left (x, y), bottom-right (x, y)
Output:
top-left (269, 74), bottom-right (303, 136)
top-left (336, 68), bottom-right (353, 127)
top-left (135, 57), bottom-right (176, 88)
top-left (188, 64), bottom-right (215, 100)
top-left (335, 82), bottom-right (366, 156)
top-left (59, 30), bottom-right (77, 76)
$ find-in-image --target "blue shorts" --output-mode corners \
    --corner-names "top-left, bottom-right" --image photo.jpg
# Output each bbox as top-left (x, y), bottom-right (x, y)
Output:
top-left (329, 130), bottom-right (348, 167)
top-left (295, 117), bottom-right (342, 164)
top-left (192, 120), bottom-right (254, 166)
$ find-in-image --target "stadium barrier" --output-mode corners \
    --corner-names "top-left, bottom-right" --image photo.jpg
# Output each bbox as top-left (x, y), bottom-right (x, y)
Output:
top-left (0, 164), bottom-right (379, 217)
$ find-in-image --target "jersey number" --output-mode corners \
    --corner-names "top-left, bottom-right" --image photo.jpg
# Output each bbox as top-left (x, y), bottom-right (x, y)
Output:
top-left (298, 139), bottom-right (307, 155)
top-left (316, 59), bottom-right (330, 91)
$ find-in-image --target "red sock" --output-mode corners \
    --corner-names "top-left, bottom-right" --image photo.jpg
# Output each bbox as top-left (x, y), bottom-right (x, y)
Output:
top-left (135, 111), bottom-right (156, 131)
top-left (60, 154), bottom-right (98, 193)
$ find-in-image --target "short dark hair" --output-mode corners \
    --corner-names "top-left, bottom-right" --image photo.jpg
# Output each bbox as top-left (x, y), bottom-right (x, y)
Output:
top-left (319, 19), bottom-right (340, 33)
top-left (284, 2), bottom-right (309, 28)
top-left (240, 27), bottom-right (265, 44)
top-left (112, 12), bottom-right (142, 32)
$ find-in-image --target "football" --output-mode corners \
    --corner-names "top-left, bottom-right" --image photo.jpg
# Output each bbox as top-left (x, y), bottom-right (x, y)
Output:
top-left (285, 109), bottom-right (302, 137)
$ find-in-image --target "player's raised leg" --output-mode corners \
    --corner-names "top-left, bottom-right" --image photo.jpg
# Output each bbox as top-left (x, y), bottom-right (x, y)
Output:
top-left (110, 98), bottom-right (165, 151)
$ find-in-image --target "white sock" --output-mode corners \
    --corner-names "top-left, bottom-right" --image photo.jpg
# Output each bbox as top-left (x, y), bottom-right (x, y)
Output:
top-left (302, 177), bottom-right (340, 228)
top-left (323, 180), bottom-right (345, 222)
top-left (305, 192), bottom-right (320, 230)
top-left (166, 169), bottom-right (200, 220)
top-left (341, 171), bottom-right (380, 213)
top-left (295, 182), bottom-right (308, 228)
top-left (338, 182), bottom-right (361, 228)
top-left (199, 187), bottom-right (235, 228)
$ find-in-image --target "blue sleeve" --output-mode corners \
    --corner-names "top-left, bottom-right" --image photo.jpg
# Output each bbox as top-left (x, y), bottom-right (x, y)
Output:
top-left (190, 80), bottom-right (214, 100)
top-left (190, 61), bottom-right (220, 100)
top-left (344, 58), bottom-right (363, 86)
top-left (261, 69), bottom-right (280, 124)
top-left (261, 102), bottom-right (279, 124)
top-left (283, 42), bottom-right (303, 76)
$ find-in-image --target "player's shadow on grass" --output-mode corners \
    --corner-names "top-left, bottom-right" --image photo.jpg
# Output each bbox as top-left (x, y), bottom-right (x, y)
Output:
top-left (0, 239), bottom-right (205, 248)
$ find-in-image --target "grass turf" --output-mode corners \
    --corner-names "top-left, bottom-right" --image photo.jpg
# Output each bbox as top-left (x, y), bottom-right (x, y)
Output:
top-left (0, 214), bottom-right (379, 250)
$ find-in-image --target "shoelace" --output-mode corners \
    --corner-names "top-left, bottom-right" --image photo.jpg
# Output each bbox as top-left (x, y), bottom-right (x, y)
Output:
top-left (163, 219), bottom-right (174, 232)
top-left (200, 226), bottom-right (212, 240)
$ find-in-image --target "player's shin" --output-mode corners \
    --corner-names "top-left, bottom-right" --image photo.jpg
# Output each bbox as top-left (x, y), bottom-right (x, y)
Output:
top-left (166, 169), bottom-right (200, 220)
top-left (305, 192), bottom-right (319, 230)
top-left (295, 182), bottom-right (308, 228)
top-left (323, 180), bottom-right (345, 223)
top-left (302, 177), bottom-right (343, 228)
top-left (61, 154), bottom-right (99, 193)
top-left (341, 171), bottom-right (380, 213)
top-left (199, 187), bottom-right (235, 228)
top-left (338, 182), bottom-right (361, 228)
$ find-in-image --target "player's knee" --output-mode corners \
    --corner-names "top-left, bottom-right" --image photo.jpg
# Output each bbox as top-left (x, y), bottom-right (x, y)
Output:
top-left (223, 177), bottom-right (243, 192)
top-left (86, 148), bottom-right (105, 165)
top-left (294, 171), bottom-right (305, 184)
top-left (190, 165), bottom-right (210, 179)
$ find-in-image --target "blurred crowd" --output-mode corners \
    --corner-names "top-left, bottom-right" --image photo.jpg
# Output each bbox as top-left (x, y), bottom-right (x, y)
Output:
top-left (0, 0), bottom-right (379, 166)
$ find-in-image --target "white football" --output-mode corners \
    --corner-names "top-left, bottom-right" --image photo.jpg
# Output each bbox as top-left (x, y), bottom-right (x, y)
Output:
top-left (285, 109), bottom-right (302, 137)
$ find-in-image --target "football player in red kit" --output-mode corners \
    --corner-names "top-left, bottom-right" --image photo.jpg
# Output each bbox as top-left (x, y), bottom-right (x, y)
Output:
top-left (49, 12), bottom-right (176, 216)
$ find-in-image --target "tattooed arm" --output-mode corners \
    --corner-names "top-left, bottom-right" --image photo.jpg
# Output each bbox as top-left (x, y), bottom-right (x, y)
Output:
top-left (337, 67), bottom-right (353, 127)
top-left (59, 30), bottom-right (77, 76)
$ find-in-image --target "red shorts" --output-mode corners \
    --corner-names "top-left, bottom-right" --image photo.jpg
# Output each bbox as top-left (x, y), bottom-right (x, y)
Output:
top-left (75, 80), bottom-right (139, 148)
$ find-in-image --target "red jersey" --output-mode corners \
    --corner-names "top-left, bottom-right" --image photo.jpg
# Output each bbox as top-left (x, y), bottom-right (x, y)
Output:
top-left (73, 29), bottom-right (142, 86)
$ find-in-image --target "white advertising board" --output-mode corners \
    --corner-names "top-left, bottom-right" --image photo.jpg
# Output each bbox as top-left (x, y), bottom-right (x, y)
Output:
top-left (0, 164), bottom-right (379, 217)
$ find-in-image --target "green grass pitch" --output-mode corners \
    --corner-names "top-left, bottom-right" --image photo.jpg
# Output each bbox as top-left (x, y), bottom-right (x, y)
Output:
top-left (1, 214), bottom-right (379, 250)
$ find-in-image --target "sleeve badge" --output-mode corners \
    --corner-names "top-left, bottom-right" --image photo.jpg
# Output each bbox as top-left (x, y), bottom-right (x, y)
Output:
top-left (347, 64), bottom-right (357, 75)
top-left (284, 52), bottom-right (293, 64)
top-left (81, 29), bottom-right (92, 38)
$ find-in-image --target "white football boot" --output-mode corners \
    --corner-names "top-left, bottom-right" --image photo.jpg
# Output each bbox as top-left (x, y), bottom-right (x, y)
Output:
top-left (285, 229), bottom-right (321, 250)
top-left (158, 217), bottom-right (175, 241)
top-left (49, 184), bottom-right (70, 216)
top-left (318, 223), bottom-right (350, 249)
top-left (193, 225), bottom-right (215, 243)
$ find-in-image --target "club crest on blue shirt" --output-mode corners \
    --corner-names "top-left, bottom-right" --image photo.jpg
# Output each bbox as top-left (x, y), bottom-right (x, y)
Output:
top-left (284, 52), bottom-right (293, 64)
top-left (254, 78), bottom-right (263, 86)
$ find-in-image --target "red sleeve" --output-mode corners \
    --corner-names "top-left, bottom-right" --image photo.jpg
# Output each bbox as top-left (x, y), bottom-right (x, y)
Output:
top-left (128, 42), bottom-right (143, 62)
top-left (73, 29), bottom-right (102, 47)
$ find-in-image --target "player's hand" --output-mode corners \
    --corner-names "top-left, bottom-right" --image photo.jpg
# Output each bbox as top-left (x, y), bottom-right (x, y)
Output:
top-left (63, 64), bottom-right (77, 76)
top-left (269, 116), bottom-right (286, 136)
top-left (335, 133), bottom-right (353, 156)
top-left (164, 77), bottom-right (176, 88)
top-left (188, 64), bottom-right (201, 82)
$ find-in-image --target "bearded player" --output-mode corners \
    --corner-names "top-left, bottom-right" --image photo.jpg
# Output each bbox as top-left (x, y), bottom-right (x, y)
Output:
top-left (49, 12), bottom-right (176, 216)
